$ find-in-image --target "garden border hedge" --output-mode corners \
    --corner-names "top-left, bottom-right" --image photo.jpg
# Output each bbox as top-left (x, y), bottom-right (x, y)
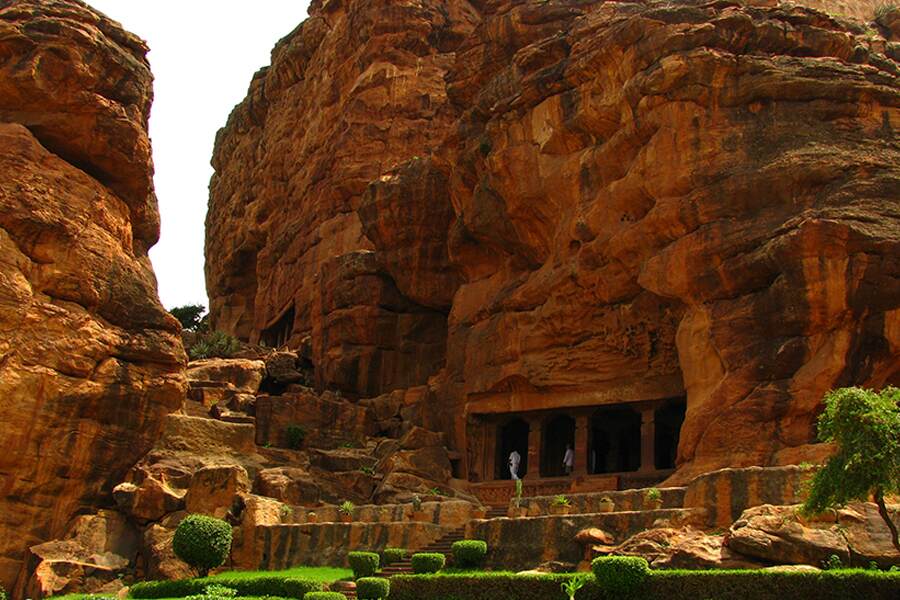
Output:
top-left (388, 569), bottom-right (900, 600)
top-left (129, 575), bottom-right (323, 599)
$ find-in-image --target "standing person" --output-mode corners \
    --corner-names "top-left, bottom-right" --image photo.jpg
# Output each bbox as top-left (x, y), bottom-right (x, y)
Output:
top-left (509, 449), bottom-right (521, 480)
top-left (563, 443), bottom-right (574, 476)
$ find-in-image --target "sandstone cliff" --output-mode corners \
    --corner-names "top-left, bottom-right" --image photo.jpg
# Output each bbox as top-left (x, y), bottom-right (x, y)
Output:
top-left (207, 0), bottom-right (899, 484)
top-left (0, 0), bottom-right (186, 593)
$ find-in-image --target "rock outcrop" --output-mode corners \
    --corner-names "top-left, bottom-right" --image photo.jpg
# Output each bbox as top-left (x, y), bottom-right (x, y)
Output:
top-left (0, 0), bottom-right (185, 593)
top-left (207, 0), bottom-right (900, 483)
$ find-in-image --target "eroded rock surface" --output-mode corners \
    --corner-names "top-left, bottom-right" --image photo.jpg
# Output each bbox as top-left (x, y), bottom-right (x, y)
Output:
top-left (0, 1), bottom-right (185, 593)
top-left (208, 0), bottom-right (900, 484)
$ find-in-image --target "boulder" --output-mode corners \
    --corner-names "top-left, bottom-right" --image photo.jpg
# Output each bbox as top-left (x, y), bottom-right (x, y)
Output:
top-left (256, 467), bottom-right (323, 506)
top-left (141, 522), bottom-right (192, 581)
top-left (727, 503), bottom-right (900, 568)
top-left (185, 465), bottom-right (251, 519)
top-left (26, 511), bottom-right (139, 598)
top-left (186, 358), bottom-right (266, 394)
top-left (611, 527), bottom-right (764, 570)
top-left (265, 352), bottom-right (305, 384)
top-left (113, 477), bottom-right (186, 523)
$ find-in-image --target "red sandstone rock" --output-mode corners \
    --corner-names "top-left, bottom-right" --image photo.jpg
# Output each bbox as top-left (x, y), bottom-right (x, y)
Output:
top-left (727, 502), bottom-right (900, 567)
top-left (0, 1), bottom-right (185, 593)
top-left (207, 0), bottom-right (900, 485)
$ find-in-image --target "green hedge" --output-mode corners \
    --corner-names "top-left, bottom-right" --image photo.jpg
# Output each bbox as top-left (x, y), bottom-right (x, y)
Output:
top-left (411, 553), bottom-right (445, 574)
top-left (390, 573), bottom-right (599, 600)
top-left (451, 540), bottom-right (488, 569)
top-left (129, 576), bottom-right (323, 598)
top-left (383, 547), bottom-right (406, 565)
top-left (647, 569), bottom-right (900, 600)
top-left (347, 551), bottom-right (380, 579)
top-left (303, 593), bottom-right (347, 600)
top-left (388, 570), bottom-right (900, 600)
top-left (355, 577), bottom-right (390, 600)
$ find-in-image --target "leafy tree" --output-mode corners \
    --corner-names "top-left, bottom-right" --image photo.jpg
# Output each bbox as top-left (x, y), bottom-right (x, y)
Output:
top-left (801, 387), bottom-right (900, 553)
top-left (172, 514), bottom-right (233, 577)
top-left (170, 304), bottom-right (208, 331)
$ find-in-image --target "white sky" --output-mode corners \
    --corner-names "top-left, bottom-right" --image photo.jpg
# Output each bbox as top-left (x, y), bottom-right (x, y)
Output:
top-left (86, 1), bottom-right (311, 310)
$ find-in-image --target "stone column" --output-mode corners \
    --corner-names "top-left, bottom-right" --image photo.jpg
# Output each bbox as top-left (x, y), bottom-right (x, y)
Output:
top-left (526, 417), bottom-right (542, 479)
top-left (639, 407), bottom-right (656, 473)
top-left (574, 413), bottom-right (589, 477)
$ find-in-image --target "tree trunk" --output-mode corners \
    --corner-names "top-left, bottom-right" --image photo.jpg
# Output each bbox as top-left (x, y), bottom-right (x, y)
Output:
top-left (874, 488), bottom-right (900, 554)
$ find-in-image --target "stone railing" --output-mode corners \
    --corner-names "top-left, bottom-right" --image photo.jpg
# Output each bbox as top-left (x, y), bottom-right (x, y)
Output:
top-left (279, 499), bottom-right (476, 529)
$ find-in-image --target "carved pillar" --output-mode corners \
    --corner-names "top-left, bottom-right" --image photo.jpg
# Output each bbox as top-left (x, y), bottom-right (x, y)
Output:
top-left (526, 417), bottom-right (542, 479)
top-left (574, 413), bottom-right (589, 477)
top-left (640, 407), bottom-right (656, 473)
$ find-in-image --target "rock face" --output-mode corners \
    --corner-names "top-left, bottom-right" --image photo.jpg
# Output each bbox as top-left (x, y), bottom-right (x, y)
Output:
top-left (0, 1), bottom-right (185, 593)
top-left (207, 0), bottom-right (900, 484)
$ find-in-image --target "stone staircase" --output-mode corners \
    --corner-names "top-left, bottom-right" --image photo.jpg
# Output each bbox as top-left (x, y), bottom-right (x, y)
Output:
top-left (380, 524), bottom-right (468, 576)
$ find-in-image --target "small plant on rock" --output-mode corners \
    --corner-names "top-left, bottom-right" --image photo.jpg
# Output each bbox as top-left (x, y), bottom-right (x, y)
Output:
top-left (280, 504), bottom-right (293, 520)
top-left (823, 554), bottom-right (845, 570)
top-left (360, 465), bottom-right (375, 475)
top-left (339, 501), bottom-right (355, 521)
top-left (553, 494), bottom-right (571, 506)
top-left (172, 514), bottom-right (233, 577)
top-left (347, 551), bottom-right (380, 579)
top-left (513, 478), bottom-right (524, 508)
top-left (285, 424), bottom-right (307, 450)
top-left (561, 574), bottom-right (589, 600)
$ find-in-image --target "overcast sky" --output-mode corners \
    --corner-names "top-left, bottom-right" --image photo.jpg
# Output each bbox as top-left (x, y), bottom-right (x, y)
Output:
top-left (87, 1), bottom-right (311, 310)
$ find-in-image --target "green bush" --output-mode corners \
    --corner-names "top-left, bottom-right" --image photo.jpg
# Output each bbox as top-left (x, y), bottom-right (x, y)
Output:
top-left (411, 552), bottom-right (445, 574)
top-left (451, 540), bottom-right (488, 569)
top-left (347, 551), bottom-right (380, 578)
top-left (383, 547), bottom-right (407, 565)
top-left (189, 330), bottom-right (241, 359)
top-left (173, 514), bottom-right (233, 577)
top-left (285, 424), bottom-right (307, 449)
top-left (390, 573), bottom-right (599, 600)
top-left (130, 575), bottom-right (323, 599)
top-left (355, 577), bottom-right (390, 600)
top-left (281, 578), bottom-right (328, 598)
top-left (388, 570), bottom-right (900, 600)
top-left (592, 555), bottom-right (650, 597)
top-left (184, 583), bottom-right (236, 600)
top-left (0, 584), bottom-right (6, 600)
top-left (304, 593), bottom-right (347, 600)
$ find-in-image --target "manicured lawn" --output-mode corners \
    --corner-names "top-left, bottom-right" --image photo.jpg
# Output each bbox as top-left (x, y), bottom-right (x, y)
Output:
top-left (209, 566), bottom-right (352, 583)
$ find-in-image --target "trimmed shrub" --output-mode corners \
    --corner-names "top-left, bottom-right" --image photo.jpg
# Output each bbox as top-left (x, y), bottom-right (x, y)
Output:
top-left (348, 551), bottom-right (380, 578)
top-left (303, 592), bottom-right (347, 600)
top-left (304, 593), bottom-right (347, 600)
top-left (173, 514), bottom-right (233, 577)
top-left (388, 570), bottom-right (900, 600)
top-left (281, 578), bottom-right (328, 598)
top-left (411, 552), bottom-right (445, 574)
top-left (390, 573), bottom-right (599, 600)
top-left (129, 576), bottom-right (323, 599)
top-left (356, 577), bottom-right (390, 600)
top-left (592, 555), bottom-right (650, 597)
top-left (451, 540), bottom-right (488, 569)
top-left (383, 547), bottom-right (406, 565)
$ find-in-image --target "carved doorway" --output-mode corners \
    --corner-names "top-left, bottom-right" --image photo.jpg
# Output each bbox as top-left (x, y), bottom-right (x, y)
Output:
top-left (590, 406), bottom-right (641, 474)
top-left (541, 414), bottom-right (575, 477)
top-left (496, 418), bottom-right (529, 480)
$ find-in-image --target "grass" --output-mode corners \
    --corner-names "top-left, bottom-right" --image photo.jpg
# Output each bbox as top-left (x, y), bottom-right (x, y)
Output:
top-left (208, 566), bottom-right (352, 582)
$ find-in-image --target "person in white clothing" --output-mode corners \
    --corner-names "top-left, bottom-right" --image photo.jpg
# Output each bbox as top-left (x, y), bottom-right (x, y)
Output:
top-left (563, 443), bottom-right (574, 476)
top-left (508, 450), bottom-right (521, 480)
